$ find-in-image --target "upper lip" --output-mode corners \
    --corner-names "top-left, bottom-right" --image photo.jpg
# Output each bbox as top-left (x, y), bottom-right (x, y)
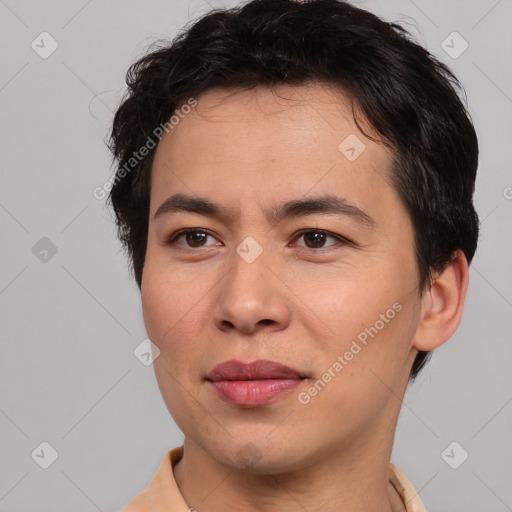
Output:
top-left (205, 359), bottom-right (305, 381)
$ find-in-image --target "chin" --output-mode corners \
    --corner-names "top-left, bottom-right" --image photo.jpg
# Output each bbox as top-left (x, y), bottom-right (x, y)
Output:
top-left (207, 437), bottom-right (310, 475)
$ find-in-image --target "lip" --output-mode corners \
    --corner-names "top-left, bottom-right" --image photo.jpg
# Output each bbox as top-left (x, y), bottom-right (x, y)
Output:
top-left (206, 359), bottom-right (305, 381)
top-left (205, 359), bottom-right (307, 407)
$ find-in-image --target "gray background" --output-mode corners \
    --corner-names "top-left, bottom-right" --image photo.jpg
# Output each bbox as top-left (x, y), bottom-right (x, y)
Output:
top-left (1, 0), bottom-right (511, 510)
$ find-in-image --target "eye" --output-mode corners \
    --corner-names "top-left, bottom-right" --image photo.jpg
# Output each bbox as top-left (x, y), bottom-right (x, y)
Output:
top-left (165, 229), bottom-right (220, 249)
top-left (291, 229), bottom-right (350, 250)
top-left (164, 228), bottom-right (351, 251)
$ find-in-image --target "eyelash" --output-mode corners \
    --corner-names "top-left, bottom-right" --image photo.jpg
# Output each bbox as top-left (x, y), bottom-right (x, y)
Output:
top-left (164, 228), bottom-right (353, 252)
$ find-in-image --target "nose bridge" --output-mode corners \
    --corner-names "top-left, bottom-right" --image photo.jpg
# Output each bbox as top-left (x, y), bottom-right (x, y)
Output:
top-left (213, 240), bottom-right (289, 333)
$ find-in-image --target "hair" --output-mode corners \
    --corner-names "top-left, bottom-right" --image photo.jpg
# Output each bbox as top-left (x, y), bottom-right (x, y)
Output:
top-left (107, 0), bottom-right (479, 380)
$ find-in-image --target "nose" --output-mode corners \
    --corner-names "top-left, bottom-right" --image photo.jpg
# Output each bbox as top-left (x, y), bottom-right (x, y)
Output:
top-left (212, 247), bottom-right (291, 335)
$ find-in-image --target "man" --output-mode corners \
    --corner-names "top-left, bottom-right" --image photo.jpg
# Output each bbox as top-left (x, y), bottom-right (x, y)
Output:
top-left (109, 1), bottom-right (479, 510)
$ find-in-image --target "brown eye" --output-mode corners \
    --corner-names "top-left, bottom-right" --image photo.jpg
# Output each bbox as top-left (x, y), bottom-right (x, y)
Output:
top-left (293, 229), bottom-right (348, 250)
top-left (185, 231), bottom-right (208, 247)
top-left (303, 231), bottom-right (328, 248)
top-left (166, 229), bottom-right (219, 249)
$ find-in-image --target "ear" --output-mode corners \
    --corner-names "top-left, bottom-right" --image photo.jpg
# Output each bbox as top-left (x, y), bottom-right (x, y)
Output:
top-left (412, 250), bottom-right (469, 351)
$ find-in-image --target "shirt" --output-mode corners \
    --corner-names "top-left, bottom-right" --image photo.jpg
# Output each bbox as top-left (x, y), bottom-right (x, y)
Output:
top-left (120, 446), bottom-right (427, 512)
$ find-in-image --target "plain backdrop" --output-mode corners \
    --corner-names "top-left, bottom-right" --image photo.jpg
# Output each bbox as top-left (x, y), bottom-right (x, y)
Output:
top-left (1, 1), bottom-right (511, 511)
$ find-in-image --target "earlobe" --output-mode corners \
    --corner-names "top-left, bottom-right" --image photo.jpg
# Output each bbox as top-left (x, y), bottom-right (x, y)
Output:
top-left (412, 250), bottom-right (470, 352)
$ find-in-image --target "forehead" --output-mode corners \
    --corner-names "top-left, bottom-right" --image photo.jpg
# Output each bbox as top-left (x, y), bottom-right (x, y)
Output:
top-left (152, 83), bottom-right (392, 165)
top-left (167, 83), bottom-right (369, 150)
top-left (184, 82), bottom-right (354, 122)
top-left (150, 83), bottom-right (396, 218)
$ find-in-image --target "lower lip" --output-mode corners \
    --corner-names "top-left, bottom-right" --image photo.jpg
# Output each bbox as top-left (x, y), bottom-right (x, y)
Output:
top-left (208, 379), bottom-right (303, 406)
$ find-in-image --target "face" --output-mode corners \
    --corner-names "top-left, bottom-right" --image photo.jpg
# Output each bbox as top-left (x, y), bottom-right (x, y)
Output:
top-left (141, 83), bottom-right (423, 473)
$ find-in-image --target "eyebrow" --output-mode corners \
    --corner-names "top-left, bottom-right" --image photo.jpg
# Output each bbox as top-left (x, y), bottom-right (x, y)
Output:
top-left (153, 193), bottom-right (375, 228)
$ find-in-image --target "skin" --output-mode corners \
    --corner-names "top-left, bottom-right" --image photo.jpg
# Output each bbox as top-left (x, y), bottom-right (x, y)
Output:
top-left (141, 82), bottom-right (469, 512)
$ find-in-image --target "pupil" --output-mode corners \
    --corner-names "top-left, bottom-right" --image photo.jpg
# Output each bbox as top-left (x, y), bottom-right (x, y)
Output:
top-left (187, 232), bottom-right (206, 247)
top-left (304, 232), bottom-right (325, 248)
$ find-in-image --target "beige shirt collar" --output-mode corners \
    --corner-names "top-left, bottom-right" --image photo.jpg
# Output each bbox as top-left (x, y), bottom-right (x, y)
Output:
top-left (120, 446), bottom-right (427, 512)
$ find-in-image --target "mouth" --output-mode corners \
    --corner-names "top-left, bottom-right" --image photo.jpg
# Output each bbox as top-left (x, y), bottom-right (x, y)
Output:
top-left (205, 359), bottom-right (308, 407)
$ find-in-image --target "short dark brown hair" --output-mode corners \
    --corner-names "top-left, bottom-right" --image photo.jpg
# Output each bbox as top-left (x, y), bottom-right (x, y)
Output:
top-left (107, 0), bottom-right (479, 380)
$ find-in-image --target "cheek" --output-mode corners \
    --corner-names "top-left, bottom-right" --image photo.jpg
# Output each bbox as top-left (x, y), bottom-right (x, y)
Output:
top-left (141, 271), bottom-right (206, 423)
top-left (306, 262), bottom-right (404, 337)
top-left (141, 265), bottom-right (211, 375)
top-left (142, 257), bottom-right (199, 336)
top-left (141, 279), bottom-right (173, 347)
top-left (309, 256), bottom-right (420, 388)
top-left (300, 300), bottom-right (419, 433)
